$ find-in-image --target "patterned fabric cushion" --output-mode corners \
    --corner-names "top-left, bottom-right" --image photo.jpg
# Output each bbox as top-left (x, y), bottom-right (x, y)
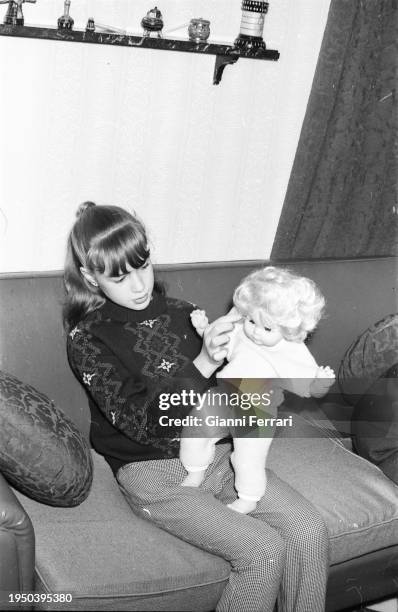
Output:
top-left (338, 313), bottom-right (398, 404)
top-left (0, 370), bottom-right (93, 506)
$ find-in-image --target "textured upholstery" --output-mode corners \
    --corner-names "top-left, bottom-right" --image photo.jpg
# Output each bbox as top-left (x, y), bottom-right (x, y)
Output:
top-left (338, 313), bottom-right (398, 402)
top-left (351, 363), bottom-right (398, 484)
top-left (338, 314), bottom-right (398, 484)
top-left (268, 415), bottom-right (398, 564)
top-left (0, 371), bottom-right (93, 506)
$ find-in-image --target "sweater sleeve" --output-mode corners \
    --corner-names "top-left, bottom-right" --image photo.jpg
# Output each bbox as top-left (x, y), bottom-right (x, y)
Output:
top-left (67, 326), bottom-right (209, 445)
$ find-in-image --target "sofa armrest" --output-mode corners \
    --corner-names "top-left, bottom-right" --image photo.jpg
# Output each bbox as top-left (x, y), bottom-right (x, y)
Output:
top-left (0, 472), bottom-right (35, 607)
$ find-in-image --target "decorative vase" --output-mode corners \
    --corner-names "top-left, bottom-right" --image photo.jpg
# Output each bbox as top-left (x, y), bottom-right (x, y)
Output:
top-left (188, 18), bottom-right (210, 43)
top-left (58, 0), bottom-right (74, 30)
top-left (141, 6), bottom-right (164, 38)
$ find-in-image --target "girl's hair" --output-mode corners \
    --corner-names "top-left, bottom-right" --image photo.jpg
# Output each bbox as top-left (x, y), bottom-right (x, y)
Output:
top-left (233, 266), bottom-right (325, 342)
top-left (63, 202), bottom-right (156, 331)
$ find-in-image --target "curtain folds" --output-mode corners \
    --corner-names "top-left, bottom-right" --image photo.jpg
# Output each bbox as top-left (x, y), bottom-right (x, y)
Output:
top-left (271, 0), bottom-right (397, 259)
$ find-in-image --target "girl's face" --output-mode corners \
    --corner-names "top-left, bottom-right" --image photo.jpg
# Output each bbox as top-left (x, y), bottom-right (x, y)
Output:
top-left (94, 259), bottom-right (155, 311)
top-left (242, 309), bottom-right (283, 347)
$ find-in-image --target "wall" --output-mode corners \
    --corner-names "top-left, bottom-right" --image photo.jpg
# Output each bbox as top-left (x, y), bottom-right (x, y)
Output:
top-left (0, 0), bottom-right (331, 273)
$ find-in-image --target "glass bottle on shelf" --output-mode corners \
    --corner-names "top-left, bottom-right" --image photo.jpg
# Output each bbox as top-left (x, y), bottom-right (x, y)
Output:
top-left (16, 0), bottom-right (24, 25)
top-left (234, 0), bottom-right (268, 53)
top-left (57, 0), bottom-right (74, 30)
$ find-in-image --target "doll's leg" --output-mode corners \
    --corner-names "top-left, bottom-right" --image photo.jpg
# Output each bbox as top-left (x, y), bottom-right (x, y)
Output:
top-left (179, 436), bottom-right (219, 487)
top-left (179, 389), bottom-right (230, 487)
top-left (227, 436), bottom-right (272, 514)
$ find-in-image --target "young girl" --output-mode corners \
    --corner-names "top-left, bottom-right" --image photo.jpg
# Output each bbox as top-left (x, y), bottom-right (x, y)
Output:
top-left (64, 202), bottom-right (329, 612)
top-left (180, 267), bottom-right (335, 514)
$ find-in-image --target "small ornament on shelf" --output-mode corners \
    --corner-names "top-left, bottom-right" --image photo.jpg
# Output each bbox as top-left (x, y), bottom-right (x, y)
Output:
top-left (57, 0), bottom-right (74, 30)
top-left (188, 18), bottom-right (210, 43)
top-left (86, 17), bottom-right (95, 33)
top-left (0, 0), bottom-right (36, 26)
top-left (234, 0), bottom-right (269, 53)
top-left (141, 6), bottom-right (163, 38)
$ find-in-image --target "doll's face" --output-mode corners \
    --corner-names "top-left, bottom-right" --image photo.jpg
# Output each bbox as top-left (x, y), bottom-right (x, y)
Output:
top-left (242, 309), bottom-right (283, 347)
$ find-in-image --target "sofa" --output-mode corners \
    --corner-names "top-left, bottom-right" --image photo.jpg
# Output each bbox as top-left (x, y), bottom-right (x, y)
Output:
top-left (0, 257), bottom-right (397, 611)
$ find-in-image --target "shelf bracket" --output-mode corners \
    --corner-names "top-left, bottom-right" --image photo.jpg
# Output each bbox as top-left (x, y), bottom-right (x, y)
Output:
top-left (213, 54), bottom-right (239, 85)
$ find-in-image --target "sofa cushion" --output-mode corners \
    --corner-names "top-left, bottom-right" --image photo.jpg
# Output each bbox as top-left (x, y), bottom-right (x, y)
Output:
top-left (270, 414), bottom-right (398, 564)
top-left (351, 363), bottom-right (398, 484)
top-left (0, 371), bottom-right (93, 507)
top-left (338, 313), bottom-right (398, 403)
top-left (15, 451), bottom-right (230, 611)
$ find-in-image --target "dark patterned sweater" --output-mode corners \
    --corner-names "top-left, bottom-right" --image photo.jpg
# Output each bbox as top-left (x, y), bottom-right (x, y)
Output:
top-left (67, 292), bottom-right (211, 474)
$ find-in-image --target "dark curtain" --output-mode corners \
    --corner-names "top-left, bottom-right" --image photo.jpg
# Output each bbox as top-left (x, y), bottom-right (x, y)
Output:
top-left (271, 0), bottom-right (397, 259)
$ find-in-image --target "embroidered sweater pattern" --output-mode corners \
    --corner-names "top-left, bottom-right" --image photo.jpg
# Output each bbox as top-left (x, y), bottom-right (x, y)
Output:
top-left (67, 292), bottom-right (209, 474)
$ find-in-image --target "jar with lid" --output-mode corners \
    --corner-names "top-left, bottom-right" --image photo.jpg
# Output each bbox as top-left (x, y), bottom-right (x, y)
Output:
top-left (188, 18), bottom-right (210, 43)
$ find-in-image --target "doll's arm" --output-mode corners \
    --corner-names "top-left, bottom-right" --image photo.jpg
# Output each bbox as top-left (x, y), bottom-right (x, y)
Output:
top-left (309, 366), bottom-right (336, 398)
top-left (190, 309), bottom-right (209, 337)
top-left (191, 306), bottom-right (240, 339)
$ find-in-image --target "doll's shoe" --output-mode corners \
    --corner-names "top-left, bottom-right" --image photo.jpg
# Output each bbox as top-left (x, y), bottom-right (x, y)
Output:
top-left (180, 470), bottom-right (206, 487)
top-left (227, 497), bottom-right (258, 514)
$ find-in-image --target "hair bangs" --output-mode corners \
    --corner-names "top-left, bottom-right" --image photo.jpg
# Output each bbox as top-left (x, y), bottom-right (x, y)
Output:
top-left (88, 222), bottom-right (150, 276)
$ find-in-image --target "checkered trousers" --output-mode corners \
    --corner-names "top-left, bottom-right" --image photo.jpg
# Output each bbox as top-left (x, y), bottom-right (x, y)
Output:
top-left (117, 442), bottom-right (329, 612)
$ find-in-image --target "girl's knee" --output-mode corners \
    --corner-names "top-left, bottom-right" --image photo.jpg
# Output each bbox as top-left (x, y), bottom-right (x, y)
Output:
top-left (301, 509), bottom-right (328, 540)
top-left (266, 532), bottom-right (287, 569)
top-left (289, 508), bottom-right (329, 557)
top-left (309, 513), bottom-right (329, 555)
top-left (250, 530), bottom-right (287, 573)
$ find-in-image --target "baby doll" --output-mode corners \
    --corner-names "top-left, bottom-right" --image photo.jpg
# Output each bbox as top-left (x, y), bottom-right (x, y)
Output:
top-left (180, 266), bottom-right (335, 514)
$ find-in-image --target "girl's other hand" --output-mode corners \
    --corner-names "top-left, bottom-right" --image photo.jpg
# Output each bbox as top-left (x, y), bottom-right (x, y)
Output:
top-left (193, 310), bottom-right (242, 378)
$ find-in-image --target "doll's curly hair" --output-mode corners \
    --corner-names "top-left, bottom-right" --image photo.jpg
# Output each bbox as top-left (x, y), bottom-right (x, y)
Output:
top-left (233, 266), bottom-right (325, 342)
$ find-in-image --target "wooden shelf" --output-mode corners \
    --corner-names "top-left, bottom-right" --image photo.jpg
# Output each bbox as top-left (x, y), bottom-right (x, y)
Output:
top-left (0, 24), bottom-right (280, 84)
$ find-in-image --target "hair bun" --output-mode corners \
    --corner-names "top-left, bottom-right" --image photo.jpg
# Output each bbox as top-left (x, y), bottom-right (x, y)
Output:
top-left (76, 201), bottom-right (96, 218)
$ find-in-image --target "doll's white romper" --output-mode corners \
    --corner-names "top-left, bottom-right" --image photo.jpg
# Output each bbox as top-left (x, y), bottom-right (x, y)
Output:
top-left (180, 323), bottom-right (319, 502)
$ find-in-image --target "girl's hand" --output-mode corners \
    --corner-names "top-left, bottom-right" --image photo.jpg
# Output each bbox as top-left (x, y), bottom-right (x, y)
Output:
top-left (193, 310), bottom-right (242, 378)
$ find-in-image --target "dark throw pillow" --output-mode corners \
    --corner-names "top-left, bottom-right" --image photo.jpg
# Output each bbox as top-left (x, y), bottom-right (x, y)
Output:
top-left (351, 363), bottom-right (398, 485)
top-left (0, 370), bottom-right (93, 506)
top-left (338, 313), bottom-right (398, 404)
top-left (338, 314), bottom-right (398, 485)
